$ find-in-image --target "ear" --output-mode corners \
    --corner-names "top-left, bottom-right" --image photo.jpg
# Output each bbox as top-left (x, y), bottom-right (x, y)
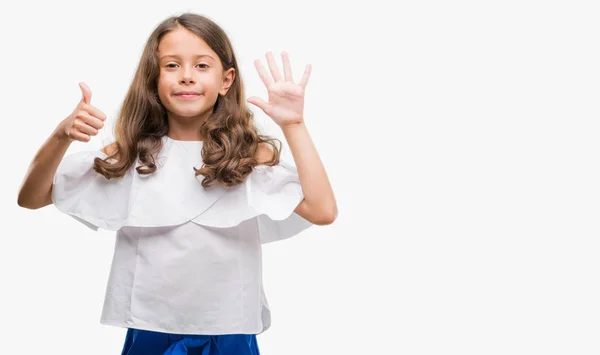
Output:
top-left (219, 68), bottom-right (236, 96)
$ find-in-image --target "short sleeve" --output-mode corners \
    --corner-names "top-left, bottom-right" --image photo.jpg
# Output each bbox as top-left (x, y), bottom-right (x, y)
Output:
top-left (190, 159), bottom-right (313, 243)
top-left (51, 150), bottom-right (130, 231)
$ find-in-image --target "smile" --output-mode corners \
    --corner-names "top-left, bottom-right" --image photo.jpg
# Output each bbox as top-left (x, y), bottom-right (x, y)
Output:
top-left (175, 94), bottom-right (201, 100)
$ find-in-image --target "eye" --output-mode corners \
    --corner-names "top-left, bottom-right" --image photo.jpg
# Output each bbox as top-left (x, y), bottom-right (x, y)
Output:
top-left (164, 63), bottom-right (208, 69)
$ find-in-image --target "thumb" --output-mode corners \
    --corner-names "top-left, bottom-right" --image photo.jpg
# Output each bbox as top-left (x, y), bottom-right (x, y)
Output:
top-left (79, 82), bottom-right (92, 104)
top-left (247, 97), bottom-right (269, 113)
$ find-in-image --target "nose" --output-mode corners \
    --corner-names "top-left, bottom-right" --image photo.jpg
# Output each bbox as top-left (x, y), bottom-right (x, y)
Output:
top-left (179, 66), bottom-right (195, 85)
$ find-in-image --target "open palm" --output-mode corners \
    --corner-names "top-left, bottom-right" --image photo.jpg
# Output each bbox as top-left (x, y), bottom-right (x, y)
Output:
top-left (247, 51), bottom-right (311, 126)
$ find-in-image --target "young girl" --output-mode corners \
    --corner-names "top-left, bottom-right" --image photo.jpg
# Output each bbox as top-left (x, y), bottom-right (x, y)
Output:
top-left (17, 12), bottom-right (337, 355)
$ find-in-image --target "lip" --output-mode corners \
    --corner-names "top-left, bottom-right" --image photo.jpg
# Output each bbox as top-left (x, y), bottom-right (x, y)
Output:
top-left (174, 92), bottom-right (201, 100)
top-left (174, 91), bottom-right (201, 95)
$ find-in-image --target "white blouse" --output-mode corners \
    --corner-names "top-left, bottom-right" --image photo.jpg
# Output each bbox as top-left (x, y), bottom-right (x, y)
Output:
top-left (51, 136), bottom-right (313, 335)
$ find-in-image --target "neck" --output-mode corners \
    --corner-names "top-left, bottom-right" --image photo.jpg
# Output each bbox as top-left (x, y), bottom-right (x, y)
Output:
top-left (166, 110), bottom-right (212, 141)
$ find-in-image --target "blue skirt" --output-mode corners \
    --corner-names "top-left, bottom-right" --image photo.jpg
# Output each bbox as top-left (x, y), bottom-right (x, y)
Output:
top-left (120, 328), bottom-right (260, 355)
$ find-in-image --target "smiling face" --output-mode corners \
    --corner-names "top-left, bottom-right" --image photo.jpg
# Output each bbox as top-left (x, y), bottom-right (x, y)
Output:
top-left (157, 26), bottom-right (235, 126)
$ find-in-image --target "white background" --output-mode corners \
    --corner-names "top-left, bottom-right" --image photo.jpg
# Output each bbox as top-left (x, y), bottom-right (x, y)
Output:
top-left (2, 0), bottom-right (600, 354)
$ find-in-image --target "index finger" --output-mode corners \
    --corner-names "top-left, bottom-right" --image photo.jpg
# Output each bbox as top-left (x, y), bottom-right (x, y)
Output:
top-left (82, 103), bottom-right (107, 121)
top-left (298, 64), bottom-right (312, 89)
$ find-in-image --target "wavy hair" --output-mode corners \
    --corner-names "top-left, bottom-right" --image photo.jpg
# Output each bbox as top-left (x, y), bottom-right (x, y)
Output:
top-left (93, 13), bottom-right (281, 187)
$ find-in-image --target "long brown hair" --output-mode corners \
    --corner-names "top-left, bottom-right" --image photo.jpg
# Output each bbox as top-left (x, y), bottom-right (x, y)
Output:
top-left (93, 13), bottom-right (281, 187)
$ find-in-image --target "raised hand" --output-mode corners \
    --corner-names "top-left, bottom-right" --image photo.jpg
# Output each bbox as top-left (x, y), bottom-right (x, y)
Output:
top-left (58, 82), bottom-right (107, 143)
top-left (247, 51), bottom-right (311, 127)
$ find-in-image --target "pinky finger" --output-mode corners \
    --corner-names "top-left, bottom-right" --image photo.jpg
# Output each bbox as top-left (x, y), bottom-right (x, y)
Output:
top-left (298, 64), bottom-right (312, 89)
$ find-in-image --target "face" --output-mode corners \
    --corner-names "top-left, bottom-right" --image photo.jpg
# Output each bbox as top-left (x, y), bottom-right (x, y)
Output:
top-left (157, 27), bottom-right (235, 121)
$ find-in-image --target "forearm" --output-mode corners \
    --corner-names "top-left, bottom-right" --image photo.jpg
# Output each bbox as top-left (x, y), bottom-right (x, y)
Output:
top-left (282, 121), bottom-right (337, 218)
top-left (17, 127), bottom-right (72, 209)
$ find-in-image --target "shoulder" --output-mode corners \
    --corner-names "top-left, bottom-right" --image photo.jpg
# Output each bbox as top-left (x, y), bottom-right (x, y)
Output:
top-left (254, 142), bottom-right (276, 165)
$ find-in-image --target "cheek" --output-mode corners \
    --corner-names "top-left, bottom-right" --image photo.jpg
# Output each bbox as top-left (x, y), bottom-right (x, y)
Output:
top-left (157, 76), bottom-right (173, 101)
top-left (204, 76), bottom-right (224, 95)
top-left (156, 85), bottom-right (167, 104)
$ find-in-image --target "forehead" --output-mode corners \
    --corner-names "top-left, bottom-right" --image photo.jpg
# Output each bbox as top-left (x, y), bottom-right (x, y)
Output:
top-left (158, 27), bottom-right (217, 60)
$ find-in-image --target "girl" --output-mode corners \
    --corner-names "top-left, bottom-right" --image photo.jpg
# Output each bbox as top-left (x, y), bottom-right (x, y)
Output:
top-left (17, 12), bottom-right (337, 355)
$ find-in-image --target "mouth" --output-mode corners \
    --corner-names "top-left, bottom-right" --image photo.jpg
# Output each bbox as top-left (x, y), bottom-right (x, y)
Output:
top-left (174, 92), bottom-right (202, 99)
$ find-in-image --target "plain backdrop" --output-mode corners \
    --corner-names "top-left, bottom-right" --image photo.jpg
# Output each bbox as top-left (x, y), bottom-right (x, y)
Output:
top-left (2, 0), bottom-right (600, 354)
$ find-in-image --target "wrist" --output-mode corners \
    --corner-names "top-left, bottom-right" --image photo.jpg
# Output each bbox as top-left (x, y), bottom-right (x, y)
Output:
top-left (52, 122), bottom-right (73, 144)
top-left (281, 121), bottom-right (306, 133)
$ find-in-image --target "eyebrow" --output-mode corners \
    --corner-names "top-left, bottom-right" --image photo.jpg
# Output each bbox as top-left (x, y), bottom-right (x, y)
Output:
top-left (159, 54), bottom-right (215, 61)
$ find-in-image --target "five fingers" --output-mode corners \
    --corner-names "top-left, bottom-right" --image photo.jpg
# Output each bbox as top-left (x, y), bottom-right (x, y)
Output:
top-left (254, 51), bottom-right (311, 89)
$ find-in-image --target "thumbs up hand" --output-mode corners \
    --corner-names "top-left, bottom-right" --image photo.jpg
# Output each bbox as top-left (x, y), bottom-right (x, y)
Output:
top-left (57, 82), bottom-right (107, 143)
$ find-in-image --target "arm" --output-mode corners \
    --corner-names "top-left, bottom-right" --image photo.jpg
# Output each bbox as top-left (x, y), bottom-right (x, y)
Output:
top-left (283, 123), bottom-right (337, 225)
top-left (17, 82), bottom-right (107, 210)
top-left (17, 129), bottom-right (73, 209)
top-left (256, 131), bottom-right (337, 226)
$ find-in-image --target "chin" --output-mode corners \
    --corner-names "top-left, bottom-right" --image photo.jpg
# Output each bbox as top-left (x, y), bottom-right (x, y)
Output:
top-left (168, 107), bottom-right (210, 118)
